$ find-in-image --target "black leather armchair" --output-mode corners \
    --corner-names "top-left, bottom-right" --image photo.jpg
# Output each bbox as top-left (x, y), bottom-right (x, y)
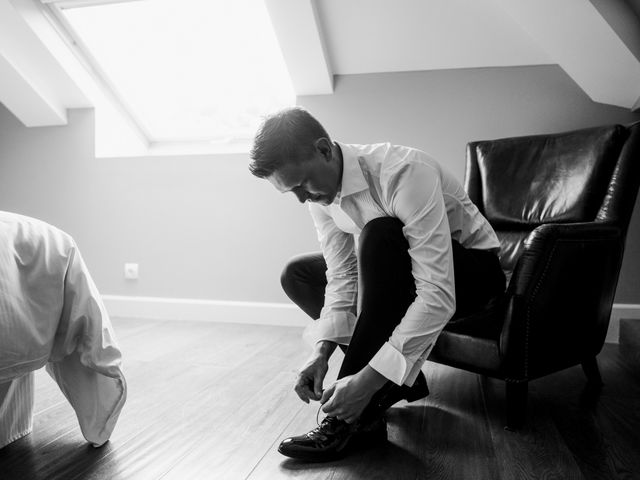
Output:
top-left (429, 122), bottom-right (640, 429)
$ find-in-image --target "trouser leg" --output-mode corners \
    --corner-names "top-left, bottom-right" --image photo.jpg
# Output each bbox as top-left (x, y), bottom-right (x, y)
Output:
top-left (337, 218), bottom-right (414, 379)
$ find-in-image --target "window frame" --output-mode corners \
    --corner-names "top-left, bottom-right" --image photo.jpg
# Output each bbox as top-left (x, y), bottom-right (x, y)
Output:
top-left (39, 0), bottom-right (295, 157)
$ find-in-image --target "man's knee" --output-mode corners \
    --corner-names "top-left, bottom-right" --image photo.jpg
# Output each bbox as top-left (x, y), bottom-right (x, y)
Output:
top-left (280, 256), bottom-right (303, 294)
top-left (280, 253), bottom-right (323, 295)
top-left (359, 217), bottom-right (406, 260)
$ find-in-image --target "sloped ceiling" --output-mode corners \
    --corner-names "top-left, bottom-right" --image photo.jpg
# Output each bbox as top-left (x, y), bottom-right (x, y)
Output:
top-left (1, 0), bottom-right (640, 128)
top-left (314, 0), bottom-right (553, 74)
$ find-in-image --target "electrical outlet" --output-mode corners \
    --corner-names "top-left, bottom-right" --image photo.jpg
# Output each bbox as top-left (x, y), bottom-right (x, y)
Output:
top-left (124, 263), bottom-right (139, 280)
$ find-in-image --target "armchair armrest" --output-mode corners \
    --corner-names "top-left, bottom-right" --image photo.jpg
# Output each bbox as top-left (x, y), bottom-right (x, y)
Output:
top-left (500, 222), bottom-right (623, 380)
top-left (510, 222), bottom-right (621, 296)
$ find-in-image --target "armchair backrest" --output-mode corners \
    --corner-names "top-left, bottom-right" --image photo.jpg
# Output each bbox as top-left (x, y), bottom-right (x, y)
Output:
top-left (464, 123), bottom-right (640, 279)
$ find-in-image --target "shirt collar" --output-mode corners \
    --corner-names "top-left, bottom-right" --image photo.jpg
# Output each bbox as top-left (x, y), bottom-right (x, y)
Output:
top-left (336, 141), bottom-right (369, 202)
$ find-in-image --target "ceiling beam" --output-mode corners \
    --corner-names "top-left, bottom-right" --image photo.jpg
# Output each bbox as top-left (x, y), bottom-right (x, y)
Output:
top-left (0, 48), bottom-right (69, 126)
top-left (0, 0), bottom-right (71, 125)
top-left (494, 0), bottom-right (640, 111)
top-left (264, 0), bottom-right (333, 95)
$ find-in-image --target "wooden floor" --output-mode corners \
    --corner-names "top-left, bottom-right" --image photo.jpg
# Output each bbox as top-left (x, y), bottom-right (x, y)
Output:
top-left (1, 317), bottom-right (639, 480)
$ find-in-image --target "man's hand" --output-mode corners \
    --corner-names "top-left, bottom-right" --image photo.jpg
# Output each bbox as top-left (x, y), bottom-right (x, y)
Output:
top-left (320, 366), bottom-right (388, 424)
top-left (294, 341), bottom-right (337, 403)
top-left (295, 354), bottom-right (328, 403)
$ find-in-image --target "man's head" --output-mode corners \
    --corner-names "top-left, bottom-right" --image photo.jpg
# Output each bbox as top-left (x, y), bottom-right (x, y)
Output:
top-left (249, 107), bottom-right (342, 206)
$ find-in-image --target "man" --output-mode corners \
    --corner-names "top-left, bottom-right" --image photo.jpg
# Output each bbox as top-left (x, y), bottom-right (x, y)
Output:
top-left (249, 107), bottom-right (505, 462)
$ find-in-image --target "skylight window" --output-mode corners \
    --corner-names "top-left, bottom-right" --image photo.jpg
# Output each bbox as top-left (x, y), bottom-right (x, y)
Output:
top-left (50, 0), bottom-right (295, 152)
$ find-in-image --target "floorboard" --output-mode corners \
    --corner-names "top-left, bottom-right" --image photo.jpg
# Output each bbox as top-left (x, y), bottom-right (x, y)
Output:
top-left (480, 376), bottom-right (584, 480)
top-left (1, 319), bottom-right (639, 480)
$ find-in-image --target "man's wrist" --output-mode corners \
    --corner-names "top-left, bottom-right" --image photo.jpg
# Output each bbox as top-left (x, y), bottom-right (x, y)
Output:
top-left (355, 365), bottom-right (389, 392)
top-left (313, 340), bottom-right (337, 359)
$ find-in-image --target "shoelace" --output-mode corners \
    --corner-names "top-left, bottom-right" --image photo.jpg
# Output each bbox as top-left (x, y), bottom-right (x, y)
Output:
top-left (307, 409), bottom-right (330, 442)
top-left (316, 404), bottom-right (323, 426)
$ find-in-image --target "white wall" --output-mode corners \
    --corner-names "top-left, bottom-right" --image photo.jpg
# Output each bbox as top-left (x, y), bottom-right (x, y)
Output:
top-left (1, 64), bottom-right (639, 304)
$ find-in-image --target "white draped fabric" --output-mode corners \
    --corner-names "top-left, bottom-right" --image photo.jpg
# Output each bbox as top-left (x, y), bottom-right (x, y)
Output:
top-left (0, 211), bottom-right (126, 448)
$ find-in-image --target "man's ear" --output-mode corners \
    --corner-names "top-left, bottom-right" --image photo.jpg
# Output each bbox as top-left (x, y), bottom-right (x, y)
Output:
top-left (314, 137), bottom-right (332, 161)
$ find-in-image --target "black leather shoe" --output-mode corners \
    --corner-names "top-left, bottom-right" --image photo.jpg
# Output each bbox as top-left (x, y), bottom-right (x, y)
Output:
top-left (278, 415), bottom-right (387, 462)
top-left (376, 370), bottom-right (429, 412)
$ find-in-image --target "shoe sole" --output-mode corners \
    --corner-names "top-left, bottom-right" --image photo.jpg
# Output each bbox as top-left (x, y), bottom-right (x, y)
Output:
top-left (277, 426), bottom-right (388, 462)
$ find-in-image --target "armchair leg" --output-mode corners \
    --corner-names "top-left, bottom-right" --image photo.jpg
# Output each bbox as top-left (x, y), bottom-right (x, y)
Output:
top-left (582, 357), bottom-right (603, 387)
top-left (505, 380), bottom-right (527, 431)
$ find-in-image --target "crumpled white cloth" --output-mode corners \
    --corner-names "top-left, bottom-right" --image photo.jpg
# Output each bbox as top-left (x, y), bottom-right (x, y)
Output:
top-left (0, 211), bottom-right (126, 448)
top-left (0, 373), bottom-right (34, 449)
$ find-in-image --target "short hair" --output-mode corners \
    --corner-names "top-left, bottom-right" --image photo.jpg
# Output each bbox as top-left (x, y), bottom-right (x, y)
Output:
top-left (249, 107), bottom-right (330, 178)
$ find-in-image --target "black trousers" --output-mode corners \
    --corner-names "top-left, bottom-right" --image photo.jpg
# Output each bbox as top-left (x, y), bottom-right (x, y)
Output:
top-left (281, 217), bottom-right (505, 383)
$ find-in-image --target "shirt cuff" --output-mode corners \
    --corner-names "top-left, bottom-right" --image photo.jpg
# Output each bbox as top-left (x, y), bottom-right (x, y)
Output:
top-left (302, 311), bottom-right (357, 347)
top-left (369, 342), bottom-right (425, 386)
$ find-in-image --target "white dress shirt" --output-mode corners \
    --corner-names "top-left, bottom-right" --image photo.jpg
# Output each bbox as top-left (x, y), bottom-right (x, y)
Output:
top-left (304, 143), bottom-right (500, 386)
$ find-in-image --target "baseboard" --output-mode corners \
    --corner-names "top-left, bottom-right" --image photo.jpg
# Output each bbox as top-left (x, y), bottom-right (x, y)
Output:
top-left (607, 304), bottom-right (640, 344)
top-left (102, 295), bottom-right (305, 328)
top-left (102, 296), bottom-right (640, 341)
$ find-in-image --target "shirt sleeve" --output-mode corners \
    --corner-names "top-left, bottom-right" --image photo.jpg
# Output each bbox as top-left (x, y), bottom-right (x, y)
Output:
top-left (303, 203), bottom-right (359, 347)
top-left (368, 157), bottom-right (456, 386)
